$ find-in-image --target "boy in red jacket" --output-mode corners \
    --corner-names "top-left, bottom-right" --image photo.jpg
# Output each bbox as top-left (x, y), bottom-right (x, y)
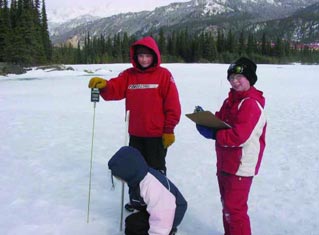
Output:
top-left (88, 36), bottom-right (181, 210)
top-left (196, 57), bottom-right (267, 235)
top-left (88, 36), bottom-right (181, 172)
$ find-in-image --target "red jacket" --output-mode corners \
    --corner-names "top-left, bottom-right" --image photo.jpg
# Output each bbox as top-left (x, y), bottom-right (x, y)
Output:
top-left (215, 87), bottom-right (267, 176)
top-left (100, 36), bottom-right (181, 137)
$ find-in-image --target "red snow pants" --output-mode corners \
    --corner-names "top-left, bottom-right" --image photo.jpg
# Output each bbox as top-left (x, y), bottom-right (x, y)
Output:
top-left (217, 172), bottom-right (253, 235)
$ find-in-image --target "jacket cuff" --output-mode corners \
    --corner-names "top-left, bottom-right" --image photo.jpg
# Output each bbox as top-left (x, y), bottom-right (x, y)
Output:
top-left (163, 127), bottom-right (174, 134)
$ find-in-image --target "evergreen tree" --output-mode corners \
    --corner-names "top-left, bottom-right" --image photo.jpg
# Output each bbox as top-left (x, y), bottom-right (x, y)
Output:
top-left (2, 0), bottom-right (49, 65)
top-left (31, 0), bottom-right (46, 64)
top-left (217, 29), bottom-right (225, 53)
top-left (0, 0), bottom-right (4, 61)
top-left (158, 28), bottom-right (166, 56)
top-left (198, 32), bottom-right (206, 61)
top-left (177, 29), bottom-right (192, 62)
top-left (121, 32), bottom-right (129, 62)
top-left (198, 32), bottom-right (217, 62)
top-left (41, 0), bottom-right (52, 62)
top-left (226, 29), bottom-right (235, 53)
top-left (167, 31), bottom-right (178, 59)
top-left (246, 33), bottom-right (255, 56)
top-left (83, 32), bottom-right (91, 64)
top-left (9, 0), bottom-right (18, 29)
top-left (9, 0), bottom-right (30, 64)
top-left (274, 37), bottom-right (284, 58)
top-left (283, 40), bottom-right (291, 58)
top-left (76, 41), bottom-right (82, 63)
top-left (105, 36), bottom-right (113, 61)
top-left (191, 38), bottom-right (200, 62)
top-left (238, 30), bottom-right (245, 56)
top-left (261, 32), bottom-right (267, 56)
top-left (112, 33), bottom-right (122, 62)
top-left (0, 0), bottom-right (10, 62)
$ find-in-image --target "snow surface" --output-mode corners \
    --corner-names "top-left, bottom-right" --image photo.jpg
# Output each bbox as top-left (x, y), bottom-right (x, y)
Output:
top-left (0, 63), bottom-right (318, 235)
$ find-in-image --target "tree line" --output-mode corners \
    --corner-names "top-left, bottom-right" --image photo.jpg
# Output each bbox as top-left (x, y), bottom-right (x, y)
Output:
top-left (0, 0), bottom-right (52, 65)
top-left (1, 1), bottom-right (318, 66)
top-left (53, 28), bottom-right (319, 65)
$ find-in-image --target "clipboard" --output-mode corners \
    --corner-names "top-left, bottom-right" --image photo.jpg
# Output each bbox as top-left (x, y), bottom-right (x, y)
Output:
top-left (185, 111), bottom-right (231, 129)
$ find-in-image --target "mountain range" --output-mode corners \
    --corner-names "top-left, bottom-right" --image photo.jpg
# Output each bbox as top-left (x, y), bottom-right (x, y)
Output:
top-left (48, 0), bottom-right (319, 46)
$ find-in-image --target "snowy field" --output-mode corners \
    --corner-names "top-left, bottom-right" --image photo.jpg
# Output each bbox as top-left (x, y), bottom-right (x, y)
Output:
top-left (0, 63), bottom-right (318, 235)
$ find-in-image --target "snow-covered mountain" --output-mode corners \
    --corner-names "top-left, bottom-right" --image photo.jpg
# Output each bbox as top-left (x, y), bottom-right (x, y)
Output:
top-left (249, 2), bottom-right (319, 43)
top-left (47, 0), bottom-right (189, 24)
top-left (48, 15), bottom-right (101, 40)
top-left (49, 0), bottom-right (319, 45)
top-left (48, 7), bottom-right (102, 24)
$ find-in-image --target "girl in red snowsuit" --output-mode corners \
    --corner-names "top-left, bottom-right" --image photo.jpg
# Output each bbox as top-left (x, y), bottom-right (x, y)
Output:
top-left (196, 57), bottom-right (267, 235)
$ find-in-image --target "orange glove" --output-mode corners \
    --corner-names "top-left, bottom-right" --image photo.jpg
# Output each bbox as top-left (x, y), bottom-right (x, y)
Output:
top-left (88, 77), bottom-right (107, 89)
top-left (162, 133), bottom-right (175, 149)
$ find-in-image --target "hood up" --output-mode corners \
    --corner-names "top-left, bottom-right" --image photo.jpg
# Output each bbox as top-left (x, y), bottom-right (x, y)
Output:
top-left (108, 146), bottom-right (148, 187)
top-left (130, 36), bottom-right (161, 70)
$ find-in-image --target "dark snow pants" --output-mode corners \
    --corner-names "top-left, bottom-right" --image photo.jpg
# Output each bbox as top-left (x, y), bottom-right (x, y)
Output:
top-left (125, 210), bottom-right (177, 235)
top-left (217, 172), bottom-right (253, 235)
top-left (129, 135), bottom-right (167, 174)
top-left (125, 211), bottom-right (150, 235)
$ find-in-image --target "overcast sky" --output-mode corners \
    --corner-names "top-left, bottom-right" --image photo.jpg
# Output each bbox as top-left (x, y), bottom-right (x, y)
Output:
top-left (45, 0), bottom-right (190, 12)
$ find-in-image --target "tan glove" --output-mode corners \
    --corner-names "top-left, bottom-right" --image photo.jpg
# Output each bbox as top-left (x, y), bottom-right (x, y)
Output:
top-left (162, 133), bottom-right (175, 149)
top-left (88, 77), bottom-right (107, 89)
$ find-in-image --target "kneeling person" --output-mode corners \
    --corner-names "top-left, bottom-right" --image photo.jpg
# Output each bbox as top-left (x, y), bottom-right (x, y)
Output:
top-left (108, 146), bottom-right (187, 235)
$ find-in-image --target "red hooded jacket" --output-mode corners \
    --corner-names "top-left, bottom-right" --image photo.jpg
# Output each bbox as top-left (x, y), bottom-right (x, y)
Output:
top-left (215, 87), bottom-right (267, 176)
top-left (100, 36), bottom-right (181, 137)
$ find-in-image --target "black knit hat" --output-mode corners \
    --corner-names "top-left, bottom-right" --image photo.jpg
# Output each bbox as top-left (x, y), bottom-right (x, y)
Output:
top-left (227, 57), bottom-right (257, 86)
